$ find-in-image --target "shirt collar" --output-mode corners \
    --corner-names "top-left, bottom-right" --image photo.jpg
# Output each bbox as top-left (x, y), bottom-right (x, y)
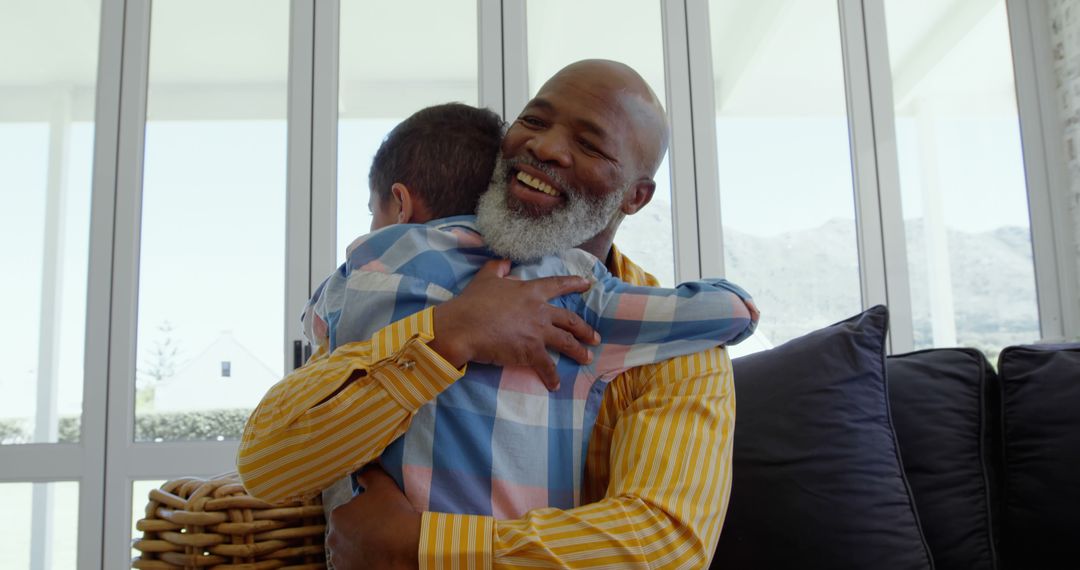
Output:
top-left (607, 244), bottom-right (659, 287)
top-left (429, 214), bottom-right (479, 232)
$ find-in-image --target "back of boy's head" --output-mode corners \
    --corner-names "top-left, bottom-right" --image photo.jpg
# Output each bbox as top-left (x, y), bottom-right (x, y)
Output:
top-left (369, 103), bottom-right (505, 220)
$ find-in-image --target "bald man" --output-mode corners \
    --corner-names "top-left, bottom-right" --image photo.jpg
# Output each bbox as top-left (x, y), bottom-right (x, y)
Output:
top-left (240, 60), bottom-right (742, 569)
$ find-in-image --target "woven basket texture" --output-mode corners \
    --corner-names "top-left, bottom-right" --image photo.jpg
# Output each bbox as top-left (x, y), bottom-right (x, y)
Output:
top-left (131, 472), bottom-right (326, 569)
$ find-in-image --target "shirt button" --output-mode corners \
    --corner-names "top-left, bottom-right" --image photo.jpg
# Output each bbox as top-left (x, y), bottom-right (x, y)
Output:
top-left (397, 359), bottom-right (416, 370)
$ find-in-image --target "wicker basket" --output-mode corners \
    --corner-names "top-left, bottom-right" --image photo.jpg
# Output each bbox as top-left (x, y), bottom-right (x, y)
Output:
top-left (132, 472), bottom-right (326, 569)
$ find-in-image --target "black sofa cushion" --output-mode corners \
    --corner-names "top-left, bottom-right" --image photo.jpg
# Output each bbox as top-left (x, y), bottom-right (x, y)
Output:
top-left (998, 343), bottom-right (1080, 569)
top-left (887, 348), bottom-right (1000, 570)
top-left (713, 306), bottom-right (933, 570)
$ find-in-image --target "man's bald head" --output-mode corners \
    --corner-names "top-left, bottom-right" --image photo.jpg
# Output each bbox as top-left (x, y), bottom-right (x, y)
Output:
top-left (538, 59), bottom-right (669, 180)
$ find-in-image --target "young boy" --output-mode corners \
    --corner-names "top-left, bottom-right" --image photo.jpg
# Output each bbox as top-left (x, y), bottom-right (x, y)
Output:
top-left (302, 103), bottom-right (758, 519)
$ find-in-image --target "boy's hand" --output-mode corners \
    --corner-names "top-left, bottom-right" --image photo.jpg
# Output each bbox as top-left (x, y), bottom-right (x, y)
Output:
top-left (746, 299), bottom-right (760, 325)
top-left (430, 259), bottom-right (601, 391)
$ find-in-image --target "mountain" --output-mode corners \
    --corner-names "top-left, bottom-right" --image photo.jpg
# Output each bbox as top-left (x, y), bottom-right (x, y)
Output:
top-left (723, 218), bottom-right (1040, 353)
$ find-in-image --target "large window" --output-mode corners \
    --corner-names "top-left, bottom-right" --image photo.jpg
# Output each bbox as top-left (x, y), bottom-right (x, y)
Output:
top-left (709, 0), bottom-right (863, 347)
top-left (0, 0), bottom-right (99, 566)
top-left (883, 0), bottom-right (1039, 359)
top-left (0, 0), bottom-right (97, 446)
top-left (134, 0), bottom-right (290, 440)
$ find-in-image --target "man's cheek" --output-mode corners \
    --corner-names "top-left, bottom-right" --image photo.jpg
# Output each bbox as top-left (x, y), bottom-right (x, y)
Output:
top-left (501, 128), bottom-right (526, 155)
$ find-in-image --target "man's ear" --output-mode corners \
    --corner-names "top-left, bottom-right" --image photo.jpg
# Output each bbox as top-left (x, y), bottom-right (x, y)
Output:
top-left (391, 183), bottom-right (417, 224)
top-left (621, 179), bottom-right (655, 216)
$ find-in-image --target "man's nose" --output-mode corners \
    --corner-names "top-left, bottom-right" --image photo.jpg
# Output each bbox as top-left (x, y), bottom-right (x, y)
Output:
top-left (525, 128), bottom-right (572, 167)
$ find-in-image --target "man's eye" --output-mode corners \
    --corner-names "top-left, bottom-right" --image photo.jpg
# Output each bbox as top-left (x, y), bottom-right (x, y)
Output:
top-left (578, 138), bottom-right (602, 154)
top-left (521, 116), bottom-right (544, 127)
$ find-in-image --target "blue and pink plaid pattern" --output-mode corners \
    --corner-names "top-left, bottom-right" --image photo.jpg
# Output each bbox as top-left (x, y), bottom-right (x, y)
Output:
top-left (304, 216), bottom-right (755, 519)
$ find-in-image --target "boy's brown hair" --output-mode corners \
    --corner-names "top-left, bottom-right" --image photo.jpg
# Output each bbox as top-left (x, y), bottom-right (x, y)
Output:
top-left (368, 103), bottom-right (505, 219)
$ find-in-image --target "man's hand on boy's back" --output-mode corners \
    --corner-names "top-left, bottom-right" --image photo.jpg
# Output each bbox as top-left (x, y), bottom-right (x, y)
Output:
top-left (429, 259), bottom-right (600, 391)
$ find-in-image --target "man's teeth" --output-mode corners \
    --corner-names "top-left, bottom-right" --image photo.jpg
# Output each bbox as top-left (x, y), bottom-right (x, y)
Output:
top-left (516, 171), bottom-right (560, 196)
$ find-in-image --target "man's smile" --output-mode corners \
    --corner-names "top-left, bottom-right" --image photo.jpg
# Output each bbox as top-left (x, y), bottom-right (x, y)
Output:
top-left (508, 164), bottom-right (566, 210)
top-left (516, 170), bottom-right (560, 196)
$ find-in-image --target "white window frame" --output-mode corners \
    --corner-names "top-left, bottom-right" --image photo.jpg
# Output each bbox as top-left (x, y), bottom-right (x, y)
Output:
top-left (98, 0), bottom-right (316, 567)
top-left (1007, 0), bottom-right (1080, 341)
top-left (838, 0), bottom-right (915, 353)
top-left (0, 0), bottom-right (120, 567)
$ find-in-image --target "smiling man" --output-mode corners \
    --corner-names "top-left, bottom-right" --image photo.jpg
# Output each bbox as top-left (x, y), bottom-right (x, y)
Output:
top-left (238, 60), bottom-right (741, 569)
top-left (476, 61), bottom-right (668, 266)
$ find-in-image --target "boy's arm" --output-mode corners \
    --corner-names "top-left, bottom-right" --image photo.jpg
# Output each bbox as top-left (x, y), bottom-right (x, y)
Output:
top-left (574, 252), bottom-right (758, 373)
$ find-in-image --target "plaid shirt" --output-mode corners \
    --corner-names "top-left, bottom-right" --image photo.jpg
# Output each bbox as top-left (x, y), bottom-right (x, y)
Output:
top-left (304, 216), bottom-right (755, 519)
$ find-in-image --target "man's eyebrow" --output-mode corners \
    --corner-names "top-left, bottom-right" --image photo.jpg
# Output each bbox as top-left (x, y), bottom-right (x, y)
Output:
top-left (574, 118), bottom-right (608, 141)
top-left (524, 97), bottom-right (609, 142)
top-left (524, 98), bottom-right (554, 113)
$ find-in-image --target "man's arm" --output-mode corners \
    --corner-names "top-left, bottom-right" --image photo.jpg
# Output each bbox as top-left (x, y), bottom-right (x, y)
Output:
top-left (330, 346), bottom-right (735, 569)
top-left (238, 307), bottom-right (464, 504)
top-left (238, 260), bottom-right (598, 503)
top-left (428, 346), bottom-right (734, 568)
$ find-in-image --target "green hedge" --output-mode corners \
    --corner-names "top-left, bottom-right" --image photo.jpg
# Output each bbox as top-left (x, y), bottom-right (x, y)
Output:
top-left (59, 416), bottom-right (79, 442)
top-left (134, 408), bottom-right (251, 442)
top-left (0, 418), bottom-right (29, 444)
top-left (1, 409), bottom-right (252, 444)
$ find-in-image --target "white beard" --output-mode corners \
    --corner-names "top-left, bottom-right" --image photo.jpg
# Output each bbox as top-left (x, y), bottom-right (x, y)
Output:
top-left (476, 156), bottom-right (626, 262)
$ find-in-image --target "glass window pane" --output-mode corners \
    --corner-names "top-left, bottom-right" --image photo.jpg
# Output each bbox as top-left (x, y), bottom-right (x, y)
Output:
top-left (708, 0), bottom-right (859, 351)
top-left (525, 0), bottom-right (675, 286)
top-left (884, 0), bottom-right (1039, 359)
top-left (336, 0), bottom-right (479, 260)
top-left (709, 0), bottom-right (863, 351)
top-left (0, 0), bottom-right (98, 444)
top-left (0, 482), bottom-right (79, 570)
top-left (135, 0), bottom-right (290, 441)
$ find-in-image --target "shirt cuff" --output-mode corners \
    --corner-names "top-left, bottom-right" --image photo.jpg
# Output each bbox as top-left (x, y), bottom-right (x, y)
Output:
top-left (370, 307), bottom-right (466, 411)
top-left (419, 512), bottom-right (493, 570)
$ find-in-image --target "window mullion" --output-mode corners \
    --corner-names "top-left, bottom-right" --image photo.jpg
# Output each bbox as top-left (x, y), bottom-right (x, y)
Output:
top-left (73, 0), bottom-right (126, 566)
top-left (102, 0), bottom-right (152, 566)
top-left (500, 0), bottom-right (529, 120)
top-left (310, 0), bottom-right (339, 295)
top-left (684, 0), bottom-right (725, 279)
top-left (478, 0), bottom-right (504, 116)
top-left (286, 0), bottom-right (315, 372)
top-left (838, 0), bottom-right (913, 353)
top-left (661, 0), bottom-right (703, 282)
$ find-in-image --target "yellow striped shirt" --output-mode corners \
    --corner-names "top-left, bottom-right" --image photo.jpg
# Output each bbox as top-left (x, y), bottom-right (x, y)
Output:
top-left (237, 246), bottom-right (735, 568)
